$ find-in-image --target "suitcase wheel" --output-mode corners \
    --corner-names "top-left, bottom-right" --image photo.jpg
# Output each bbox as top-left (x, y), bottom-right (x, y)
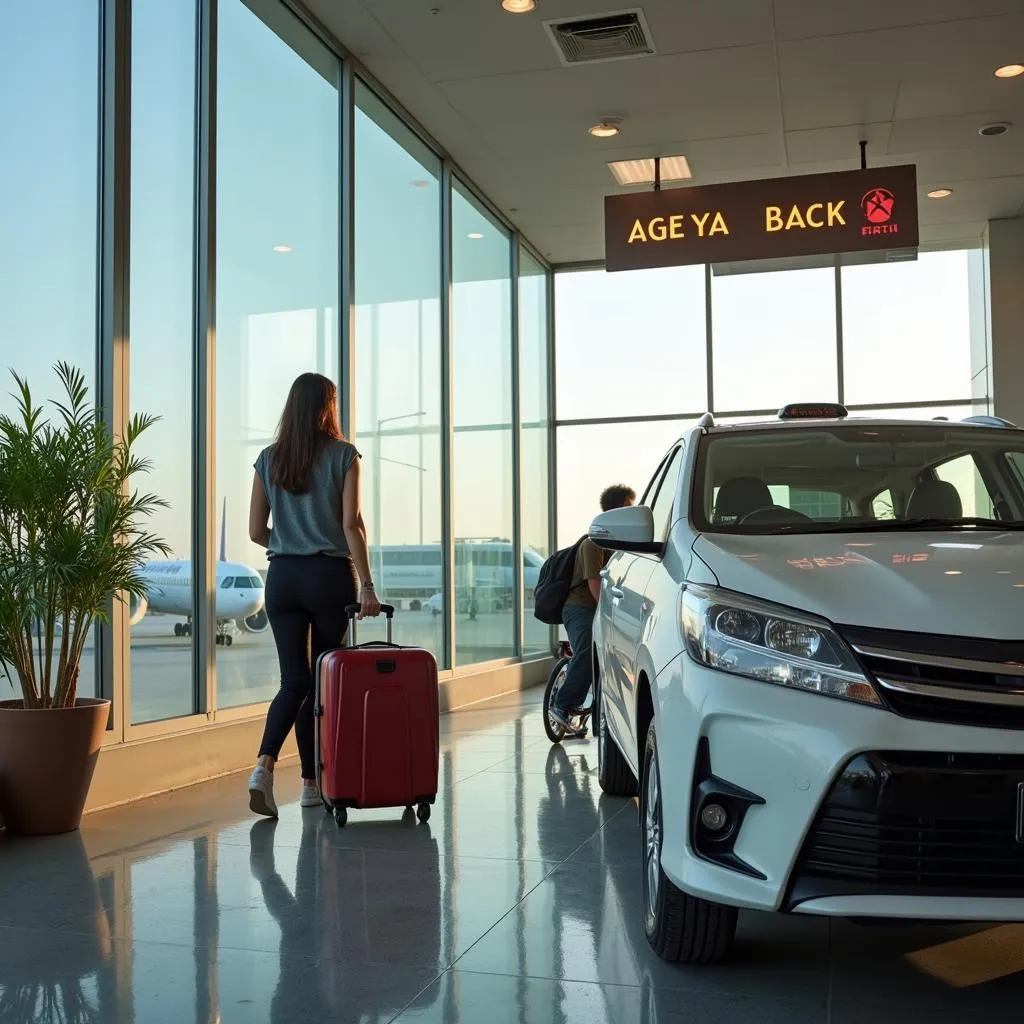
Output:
top-left (416, 802), bottom-right (431, 824)
top-left (333, 807), bottom-right (348, 828)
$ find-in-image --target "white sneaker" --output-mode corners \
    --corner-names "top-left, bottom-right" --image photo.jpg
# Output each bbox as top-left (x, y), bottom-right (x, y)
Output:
top-left (248, 766), bottom-right (279, 818)
top-left (300, 782), bottom-right (322, 809)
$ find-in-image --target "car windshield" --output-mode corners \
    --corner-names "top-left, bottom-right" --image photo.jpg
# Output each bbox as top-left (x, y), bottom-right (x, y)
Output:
top-left (693, 422), bottom-right (1024, 535)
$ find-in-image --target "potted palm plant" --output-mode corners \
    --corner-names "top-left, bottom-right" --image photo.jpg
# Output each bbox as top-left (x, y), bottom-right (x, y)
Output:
top-left (0, 363), bottom-right (168, 836)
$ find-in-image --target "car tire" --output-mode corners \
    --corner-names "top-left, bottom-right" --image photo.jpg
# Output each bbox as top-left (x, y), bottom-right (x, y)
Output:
top-left (641, 724), bottom-right (737, 965)
top-left (596, 676), bottom-right (637, 797)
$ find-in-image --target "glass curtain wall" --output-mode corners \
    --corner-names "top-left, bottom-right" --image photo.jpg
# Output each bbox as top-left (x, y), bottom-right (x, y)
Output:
top-left (0, 0), bottom-right (554, 749)
top-left (0, 1), bottom-right (101, 698)
top-left (554, 257), bottom-right (981, 545)
top-left (215, 0), bottom-right (340, 709)
top-left (451, 183), bottom-right (515, 666)
top-left (353, 82), bottom-right (444, 662)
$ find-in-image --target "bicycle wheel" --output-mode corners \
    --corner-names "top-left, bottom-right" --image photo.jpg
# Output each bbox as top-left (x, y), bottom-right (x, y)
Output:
top-left (543, 658), bottom-right (570, 743)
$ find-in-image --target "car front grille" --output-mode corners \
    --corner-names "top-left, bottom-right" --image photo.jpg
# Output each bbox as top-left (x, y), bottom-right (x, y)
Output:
top-left (838, 625), bottom-right (1024, 729)
top-left (786, 751), bottom-right (1024, 907)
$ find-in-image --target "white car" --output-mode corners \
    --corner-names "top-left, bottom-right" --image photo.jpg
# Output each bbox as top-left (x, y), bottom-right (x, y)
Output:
top-left (588, 403), bottom-right (1024, 965)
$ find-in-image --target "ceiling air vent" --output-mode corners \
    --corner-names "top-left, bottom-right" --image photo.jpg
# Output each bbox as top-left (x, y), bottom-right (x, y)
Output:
top-left (545, 9), bottom-right (656, 67)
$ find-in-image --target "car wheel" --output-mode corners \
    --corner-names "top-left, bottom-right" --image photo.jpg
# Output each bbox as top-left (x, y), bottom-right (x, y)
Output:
top-left (596, 676), bottom-right (637, 797)
top-left (641, 724), bottom-right (737, 964)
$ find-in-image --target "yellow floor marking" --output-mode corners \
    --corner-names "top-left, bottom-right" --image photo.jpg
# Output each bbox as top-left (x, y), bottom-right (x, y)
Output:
top-left (905, 924), bottom-right (1024, 988)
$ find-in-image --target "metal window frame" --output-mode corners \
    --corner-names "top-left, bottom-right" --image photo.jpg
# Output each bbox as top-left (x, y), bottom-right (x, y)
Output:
top-left (191, 0), bottom-right (218, 723)
top-left (96, 0), bottom-right (131, 742)
top-left (94, 0), bottom-right (560, 740)
top-left (511, 241), bottom-right (523, 657)
top-left (834, 263), bottom-right (845, 405)
top-left (339, 59), bottom-right (356, 439)
top-left (704, 263), bottom-right (714, 413)
top-left (440, 162), bottom-right (455, 672)
top-left (279, 0), bottom-right (548, 266)
top-left (545, 257), bottom-right (557, 652)
top-left (553, 398), bottom-right (977, 430)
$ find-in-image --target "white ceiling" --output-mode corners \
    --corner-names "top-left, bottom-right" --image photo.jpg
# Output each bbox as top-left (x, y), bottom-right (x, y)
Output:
top-left (306, 0), bottom-right (1024, 264)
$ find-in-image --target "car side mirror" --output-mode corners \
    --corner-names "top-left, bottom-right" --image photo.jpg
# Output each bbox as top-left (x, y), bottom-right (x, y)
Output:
top-left (588, 505), bottom-right (661, 554)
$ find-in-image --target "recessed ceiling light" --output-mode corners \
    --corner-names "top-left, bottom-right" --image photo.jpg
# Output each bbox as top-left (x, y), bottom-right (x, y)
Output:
top-left (979, 121), bottom-right (1012, 136)
top-left (927, 188), bottom-right (953, 199)
top-left (589, 120), bottom-right (622, 138)
top-left (994, 63), bottom-right (1024, 78)
top-left (272, 245), bottom-right (292, 253)
top-left (468, 232), bottom-right (484, 239)
top-left (608, 155), bottom-right (692, 187)
top-left (501, 0), bottom-right (535, 12)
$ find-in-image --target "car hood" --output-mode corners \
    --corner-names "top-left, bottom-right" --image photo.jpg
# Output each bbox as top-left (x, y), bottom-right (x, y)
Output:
top-left (692, 530), bottom-right (1024, 638)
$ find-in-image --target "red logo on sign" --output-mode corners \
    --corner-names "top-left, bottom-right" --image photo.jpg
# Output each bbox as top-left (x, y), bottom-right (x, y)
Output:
top-left (860, 188), bottom-right (899, 237)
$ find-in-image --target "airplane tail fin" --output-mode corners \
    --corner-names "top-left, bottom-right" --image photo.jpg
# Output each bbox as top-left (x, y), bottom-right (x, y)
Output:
top-left (219, 497), bottom-right (226, 562)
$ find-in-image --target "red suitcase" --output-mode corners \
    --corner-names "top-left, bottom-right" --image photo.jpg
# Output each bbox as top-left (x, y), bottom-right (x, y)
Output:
top-left (314, 603), bottom-right (439, 827)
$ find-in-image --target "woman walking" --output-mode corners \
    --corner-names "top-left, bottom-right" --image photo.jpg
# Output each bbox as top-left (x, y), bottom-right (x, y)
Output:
top-left (246, 372), bottom-right (380, 817)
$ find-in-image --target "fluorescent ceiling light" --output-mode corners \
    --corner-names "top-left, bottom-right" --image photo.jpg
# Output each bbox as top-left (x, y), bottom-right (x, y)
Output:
top-left (926, 188), bottom-right (953, 199)
top-left (994, 63), bottom-right (1024, 78)
top-left (607, 155), bottom-right (692, 187)
top-left (501, 0), bottom-right (536, 12)
top-left (272, 245), bottom-right (292, 252)
top-left (467, 232), bottom-right (484, 239)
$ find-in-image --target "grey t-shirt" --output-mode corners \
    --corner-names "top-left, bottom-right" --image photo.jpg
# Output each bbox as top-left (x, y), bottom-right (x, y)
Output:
top-left (254, 439), bottom-right (360, 558)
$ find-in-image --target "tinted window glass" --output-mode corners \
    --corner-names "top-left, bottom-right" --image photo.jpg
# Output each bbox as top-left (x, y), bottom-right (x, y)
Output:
top-left (697, 424), bottom-right (1024, 533)
top-left (650, 448), bottom-right (682, 540)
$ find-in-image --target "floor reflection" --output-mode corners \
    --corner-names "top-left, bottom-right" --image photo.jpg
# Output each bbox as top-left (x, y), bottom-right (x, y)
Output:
top-left (3, 690), bottom-right (1024, 1023)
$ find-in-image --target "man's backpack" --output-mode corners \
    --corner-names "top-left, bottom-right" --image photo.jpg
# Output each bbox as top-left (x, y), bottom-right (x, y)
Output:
top-left (532, 536), bottom-right (587, 625)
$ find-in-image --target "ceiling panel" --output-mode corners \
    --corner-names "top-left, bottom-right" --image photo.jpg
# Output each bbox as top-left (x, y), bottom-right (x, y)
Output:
top-left (435, 44), bottom-right (780, 131)
top-left (773, 0), bottom-right (1024, 41)
top-left (309, 0), bottom-right (1024, 262)
top-left (888, 112), bottom-right (1024, 155)
top-left (358, 0), bottom-right (778, 83)
top-left (784, 122), bottom-right (893, 165)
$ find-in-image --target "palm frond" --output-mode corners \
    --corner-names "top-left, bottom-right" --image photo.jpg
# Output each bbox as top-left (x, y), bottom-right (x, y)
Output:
top-left (0, 363), bottom-right (168, 708)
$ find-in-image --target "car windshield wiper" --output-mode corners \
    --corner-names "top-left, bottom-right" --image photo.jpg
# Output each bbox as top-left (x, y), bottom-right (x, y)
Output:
top-left (775, 517), bottom-right (1024, 534)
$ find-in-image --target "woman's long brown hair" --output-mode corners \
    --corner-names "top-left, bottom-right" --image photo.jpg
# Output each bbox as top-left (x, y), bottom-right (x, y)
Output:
top-left (269, 373), bottom-right (343, 494)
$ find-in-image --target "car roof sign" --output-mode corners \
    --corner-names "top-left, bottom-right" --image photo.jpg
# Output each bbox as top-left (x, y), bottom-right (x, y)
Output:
top-left (778, 403), bottom-right (849, 421)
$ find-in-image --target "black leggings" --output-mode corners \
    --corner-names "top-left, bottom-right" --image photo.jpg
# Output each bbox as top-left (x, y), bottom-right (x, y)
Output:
top-left (258, 554), bottom-right (358, 779)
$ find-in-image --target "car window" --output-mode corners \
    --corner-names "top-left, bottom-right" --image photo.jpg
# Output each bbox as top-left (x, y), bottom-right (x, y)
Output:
top-left (932, 454), bottom-right (997, 519)
top-left (1006, 451), bottom-right (1024, 490)
top-left (640, 449), bottom-right (672, 506)
top-left (650, 447), bottom-right (683, 541)
top-left (695, 424), bottom-right (1024, 534)
top-left (872, 488), bottom-right (896, 520)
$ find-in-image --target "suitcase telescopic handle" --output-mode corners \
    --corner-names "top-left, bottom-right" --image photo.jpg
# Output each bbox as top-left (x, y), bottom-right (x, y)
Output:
top-left (344, 603), bottom-right (396, 618)
top-left (344, 603), bottom-right (396, 645)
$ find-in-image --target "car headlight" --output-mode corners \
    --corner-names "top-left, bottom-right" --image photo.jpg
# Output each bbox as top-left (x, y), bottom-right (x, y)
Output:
top-left (681, 585), bottom-right (880, 707)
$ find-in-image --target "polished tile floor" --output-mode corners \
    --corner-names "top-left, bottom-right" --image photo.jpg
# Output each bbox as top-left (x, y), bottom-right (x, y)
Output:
top-left (3, 689), bottom-right (1024, 1022)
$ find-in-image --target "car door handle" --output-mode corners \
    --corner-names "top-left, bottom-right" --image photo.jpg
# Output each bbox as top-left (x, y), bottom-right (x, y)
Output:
top-left (610, 587), bottom-right (624, 599)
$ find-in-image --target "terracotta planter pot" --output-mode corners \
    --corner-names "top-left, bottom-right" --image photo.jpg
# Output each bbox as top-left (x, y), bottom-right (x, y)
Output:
top-left (0, 698), bottom-right (110, 836)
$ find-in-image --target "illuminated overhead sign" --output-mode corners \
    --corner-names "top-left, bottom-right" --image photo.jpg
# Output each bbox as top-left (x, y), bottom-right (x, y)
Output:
top-left (603, 165), bottom-right (919, 272)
